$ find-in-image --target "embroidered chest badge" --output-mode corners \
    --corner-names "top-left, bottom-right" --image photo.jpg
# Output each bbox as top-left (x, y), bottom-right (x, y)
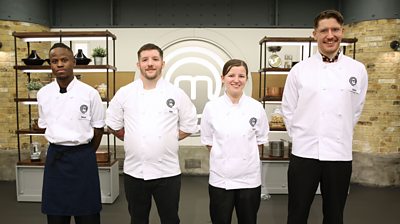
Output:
top-left (80, 104), bottom-right (88, 118)
top-left (249, 117), bottom-right (257, 128)
top-left (349, 76), bottom-right (358, 93)
top-left (166, 98), bottom-right (175, 112)
top-left (349, 77), bottom-right (357, 86)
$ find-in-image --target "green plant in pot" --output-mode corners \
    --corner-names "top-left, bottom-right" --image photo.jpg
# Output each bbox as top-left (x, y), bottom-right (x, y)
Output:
top-left (92, 46), bottom-right (107, 65)
top-left (27, 79), bottom-right (43, 98)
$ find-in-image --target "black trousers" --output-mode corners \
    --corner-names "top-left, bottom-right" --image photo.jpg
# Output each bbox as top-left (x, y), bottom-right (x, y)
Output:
top-left (47, 213), bottom-right (100, 224)
top-left (209, 184), bottom-right (261, 224)
top-left (287, 155), bottom-right (352, 224)
top-left (124, 173), bottom-right (181, 224)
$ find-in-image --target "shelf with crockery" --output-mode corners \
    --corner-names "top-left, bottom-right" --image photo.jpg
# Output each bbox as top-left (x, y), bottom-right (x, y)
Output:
top-left (13, 30), bottom-right (117, 163)
top-left (257, 36), bottom-right (358, 195)
top-left (13, 31), bottom-right (120, 203)
top-left (14, 65), bottom-right (116, 73)
top-left (257, 36), bottom-right (358, 127)
top-left (256, 37), bottom-right (357, 103)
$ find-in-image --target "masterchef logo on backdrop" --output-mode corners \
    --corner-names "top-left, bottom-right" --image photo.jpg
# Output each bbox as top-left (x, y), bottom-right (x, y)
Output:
top-left (163, 43), bottom-right (231, 117)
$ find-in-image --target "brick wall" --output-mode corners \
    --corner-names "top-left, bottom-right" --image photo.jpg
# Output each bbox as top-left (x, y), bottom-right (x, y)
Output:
top-left (344, 19), bottom-right (400, 186)
top-left (0, 20), bottom-right (49, 180)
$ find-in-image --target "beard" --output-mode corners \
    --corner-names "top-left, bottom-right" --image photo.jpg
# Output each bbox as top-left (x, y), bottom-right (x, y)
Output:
top-left (141, 68), bottom-right (161, 81)
top-left (143, 73), bottom-right (159, 80)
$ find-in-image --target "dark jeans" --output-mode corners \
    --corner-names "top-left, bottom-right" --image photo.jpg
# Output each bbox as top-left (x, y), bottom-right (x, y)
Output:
top-left (287, 155), bottom-right (352, 224)
top-left (209, 184), bottom-right (261, 224)
top-left (124, 173), bottom-right (181, 224)
top-left (47, 213), bottom-right (100, 224)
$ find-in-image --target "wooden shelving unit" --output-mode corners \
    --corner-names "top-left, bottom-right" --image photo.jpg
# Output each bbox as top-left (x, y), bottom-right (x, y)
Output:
top-left (13, 30), bottom-right (119, 203)
top-left (258, 36), bottom-right (357, 196)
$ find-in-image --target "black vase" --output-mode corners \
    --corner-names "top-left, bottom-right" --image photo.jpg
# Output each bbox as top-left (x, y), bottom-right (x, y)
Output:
top-left (75, 49), bottom-right (87, 59)
top-left (74, 49), bottom-right (91, 65)
top-left (28, 50), bottom-right (41, 60)
top-left (22, 50), bottom-right (45, 65)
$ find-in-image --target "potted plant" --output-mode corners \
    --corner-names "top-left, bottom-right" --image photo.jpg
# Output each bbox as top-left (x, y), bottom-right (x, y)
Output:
top-left (26, 79), bottom-right (43, 98)
top-left (92, 46), bottom-right (107, 65)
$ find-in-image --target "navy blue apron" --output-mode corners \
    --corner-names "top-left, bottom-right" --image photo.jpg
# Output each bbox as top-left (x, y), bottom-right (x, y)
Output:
top-left (42, 143), bottom-right (102, 216)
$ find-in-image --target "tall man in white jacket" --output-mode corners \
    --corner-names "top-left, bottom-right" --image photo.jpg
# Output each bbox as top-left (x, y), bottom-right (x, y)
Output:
top-left (106, 43), bottom-right (198, 224)
top-left (282, 10), bottom-right (368, 224)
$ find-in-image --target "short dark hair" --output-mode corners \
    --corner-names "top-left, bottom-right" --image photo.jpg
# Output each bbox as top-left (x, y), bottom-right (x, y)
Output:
top-left (137, 43), bottom-right (163, 59)
top-left (222, 59), bottom-right (249, 77)
top-left (49, 42), bottom-right (74, 55)
top-left (314, 10), bottom-right (344, 29)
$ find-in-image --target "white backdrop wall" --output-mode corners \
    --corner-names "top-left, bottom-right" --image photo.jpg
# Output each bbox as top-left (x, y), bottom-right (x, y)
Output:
top-left (54, 28), bottom-right (313, 74)
top-left (53, 28), bottom-right (313, 146)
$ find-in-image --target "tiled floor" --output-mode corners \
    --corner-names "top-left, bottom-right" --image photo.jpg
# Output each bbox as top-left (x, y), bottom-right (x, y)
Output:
top-left (1, 175), bottom-right (399, 224)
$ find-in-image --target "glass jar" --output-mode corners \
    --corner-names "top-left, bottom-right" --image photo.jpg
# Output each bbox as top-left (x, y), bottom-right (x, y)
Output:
top-left (284, 54), bottom-right (293, 69)
top-left (30, 142), bottom-right (41, 161)
top-left (270, 107), bottom-right (285, 129)
top-left (96, 83), bottom-right (107, 98)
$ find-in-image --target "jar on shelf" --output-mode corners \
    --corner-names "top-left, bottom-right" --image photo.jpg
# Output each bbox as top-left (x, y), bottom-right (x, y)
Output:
top-left (284, 54), bottom-right (293, 69)
top-left (30, 142), bottom-right (41, 161)
top-left (31, 118), bottom-right (39, 130)
top-left (269, 107), bottom-right (285, 130)
top-left (95, 83), bottom-right (107, 98)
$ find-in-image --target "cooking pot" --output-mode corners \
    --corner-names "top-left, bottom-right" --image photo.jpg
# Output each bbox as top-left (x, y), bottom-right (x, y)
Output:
top-left (288, 141), bottom-right (292, 157)
top-left (266, 87), bottom-right (283, 97)
top-left (269, 141), bottom-right (284, 157)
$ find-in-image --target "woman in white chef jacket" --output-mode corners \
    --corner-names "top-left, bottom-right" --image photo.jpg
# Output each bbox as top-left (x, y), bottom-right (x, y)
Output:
top-left (201, 59), bottom-right (269, 224)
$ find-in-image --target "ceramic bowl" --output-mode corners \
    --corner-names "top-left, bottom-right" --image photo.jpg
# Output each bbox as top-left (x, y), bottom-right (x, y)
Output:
top-left (75, 58), bottom-right (92, 65)
top-left (22, 58), bottom-right (45, 66)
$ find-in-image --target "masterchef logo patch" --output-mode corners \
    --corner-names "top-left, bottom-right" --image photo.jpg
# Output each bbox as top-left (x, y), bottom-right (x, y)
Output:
top-left (80, 104), bottom-right (88, 113)
top-left (166, 98), bottom-right (175, 108)
top-left (249, 117), bottom-right (257, 127)
top-left (349, 77), bottom-right (357, 86)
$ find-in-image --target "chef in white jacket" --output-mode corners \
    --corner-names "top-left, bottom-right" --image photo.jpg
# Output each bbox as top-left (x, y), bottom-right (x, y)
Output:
top-left (201, 59), bottom-right (269, 224)
top-left (106, 43), bottom-right (198, 224)
top-left (282, 10), bottom-right (368, 224)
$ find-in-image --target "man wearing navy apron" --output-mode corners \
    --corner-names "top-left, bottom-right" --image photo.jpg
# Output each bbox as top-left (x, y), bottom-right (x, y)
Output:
top-left (37, 43), bottom-right (105, 224)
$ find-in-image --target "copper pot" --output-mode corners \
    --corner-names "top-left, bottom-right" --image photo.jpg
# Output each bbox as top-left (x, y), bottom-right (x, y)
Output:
top-left (266, 87), bottom-right (283, 97)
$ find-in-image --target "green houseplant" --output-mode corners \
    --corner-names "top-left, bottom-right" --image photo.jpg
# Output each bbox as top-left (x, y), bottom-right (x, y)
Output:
top-left (92, 46), bottom-right (107, 65)
top-left (26, 79), bottom-right (43, 98)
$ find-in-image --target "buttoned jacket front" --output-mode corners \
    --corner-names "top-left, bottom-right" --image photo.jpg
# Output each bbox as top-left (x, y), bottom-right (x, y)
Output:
top-left (201, 94), bottom-right (269, 190)
top-left (106, 79), bottom-right (198, 180)
top-left (282, 52), bottom-right (368, 161)
top-left (37, 77), bottom-right (105, 145)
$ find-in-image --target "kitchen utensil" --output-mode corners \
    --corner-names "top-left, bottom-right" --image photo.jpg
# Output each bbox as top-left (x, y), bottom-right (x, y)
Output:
top-left (280, 139), bottom-right (292, 158)
top-left (269, 141), bottom-right (284, 157)
top-left (267, 46), bottom-right (282, 68)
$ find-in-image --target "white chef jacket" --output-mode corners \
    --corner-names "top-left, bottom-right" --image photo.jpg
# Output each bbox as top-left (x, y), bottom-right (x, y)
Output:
top-left (37, 77), bottom-right (105, 145)
top-left (201, 93), bottom-right (269, 190)
top-left (282, 52), bottom-right (368, 161)
top-left (105, 79), bottom-right (198, 180)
